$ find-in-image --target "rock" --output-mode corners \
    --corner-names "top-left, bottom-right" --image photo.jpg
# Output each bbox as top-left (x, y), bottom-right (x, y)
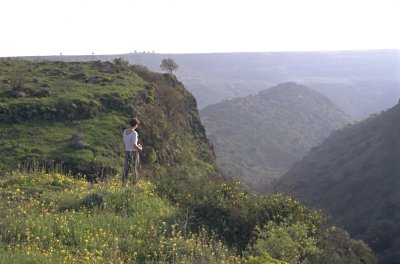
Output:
top-left (73, 72), bottom-right (87, 80)
top-left (89, 76), bottom-right (111, 85)
top-left (12, 90), bottom-right (26, 98)
top-left (33, 88), bottom-right (51, 97)
top-left (92, 61), bottom-right (118, 73)
top-left (71, 133), bottom-right (91, 149)
top-left (12, 143), bottom-right (21, 149)
top-left (42, 68), bottom-right (65, 76)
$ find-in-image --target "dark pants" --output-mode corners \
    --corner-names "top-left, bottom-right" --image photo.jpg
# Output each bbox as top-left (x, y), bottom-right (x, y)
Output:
top-left (122, 151), bottom-right (138, 186)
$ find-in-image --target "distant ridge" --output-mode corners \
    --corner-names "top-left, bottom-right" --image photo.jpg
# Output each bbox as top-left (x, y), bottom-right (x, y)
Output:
top-left (276, 101), bottom-right (400, 263)
top-left (201, 82), bottom-right (352, 192)
top-left (15, 50), bottom-right (400, 119)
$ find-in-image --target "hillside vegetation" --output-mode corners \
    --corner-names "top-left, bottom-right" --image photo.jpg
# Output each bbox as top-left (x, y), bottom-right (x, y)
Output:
top-left (0, 170), bottom-right (377, 263)
top-left (0, 59), bottom-right (376, 263)
top-left (201, 83), bottom-right (352, 192)
top-left (276, 102), bottom-right (400, 263)
top-left (0, 59), bottom-right (213, 178)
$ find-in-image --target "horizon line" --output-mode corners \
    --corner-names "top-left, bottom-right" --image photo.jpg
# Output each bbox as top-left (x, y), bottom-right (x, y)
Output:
top-left (2, 48), bottom-right (400, 58)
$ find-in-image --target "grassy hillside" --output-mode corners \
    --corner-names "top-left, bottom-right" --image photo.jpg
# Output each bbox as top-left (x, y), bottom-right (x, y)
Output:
top-left (276, 102), bottom-right (400, 263)
top-left (0, 59), bottom-right (214, 178)
top-left (0, 59), bottom-right (141, 172)
top-left (201, 83), bottom-right (352, 192)
top-left (0, 171), bottom-right (244, 263)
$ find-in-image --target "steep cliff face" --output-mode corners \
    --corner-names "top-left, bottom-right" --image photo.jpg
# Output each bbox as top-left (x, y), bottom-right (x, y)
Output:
top-left (0, 59), bottom-right (216, 178)
top-left (276, 102), bottom-right (400, 263)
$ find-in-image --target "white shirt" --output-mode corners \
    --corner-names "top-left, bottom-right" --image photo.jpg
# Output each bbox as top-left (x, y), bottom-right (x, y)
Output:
top-left (123, 129), bottom-right (138, 151)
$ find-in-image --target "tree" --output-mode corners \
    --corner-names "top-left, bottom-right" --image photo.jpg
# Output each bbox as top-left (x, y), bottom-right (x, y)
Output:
top-left (160, 58), bottom-right (178, 74)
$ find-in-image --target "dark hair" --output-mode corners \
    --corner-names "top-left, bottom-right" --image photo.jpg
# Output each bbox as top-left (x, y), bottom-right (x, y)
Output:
top-left (129, 118), bottom-right (140, 127)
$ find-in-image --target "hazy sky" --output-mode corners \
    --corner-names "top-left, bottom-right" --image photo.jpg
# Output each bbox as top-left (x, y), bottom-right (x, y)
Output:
top-left (1, 0), bottom-right (400, 56)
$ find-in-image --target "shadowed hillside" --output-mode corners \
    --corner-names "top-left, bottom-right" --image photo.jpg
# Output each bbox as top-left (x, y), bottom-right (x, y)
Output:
top-left (201, 82), bottom-right (352, 192)
top-left (276, 101), bottom-right (400, 263)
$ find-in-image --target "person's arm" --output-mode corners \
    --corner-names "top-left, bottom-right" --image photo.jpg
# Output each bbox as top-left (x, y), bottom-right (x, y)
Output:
top-left (134, 142), bottom-right (142, 151)
top-left (122, 132), bottom-right (126, 151)
top-left (133, 132), bottom-right (142, 151)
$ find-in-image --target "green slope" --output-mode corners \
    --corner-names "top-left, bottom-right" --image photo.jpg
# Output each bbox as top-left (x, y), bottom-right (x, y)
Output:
top-left (201, 82), bottom-right (352, 192)
top-left (0, 59), bottom-right (214, 178)
top-left (0, 172), bottom-right (248, 263)
top-left (276, 101), bottom-right (400, 263)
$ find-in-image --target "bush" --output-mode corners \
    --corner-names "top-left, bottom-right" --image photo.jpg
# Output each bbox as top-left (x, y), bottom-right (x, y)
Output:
top-left (113, 58), bottom-right (129, 72)
top-left (249, 221), bottom-right (320, 262)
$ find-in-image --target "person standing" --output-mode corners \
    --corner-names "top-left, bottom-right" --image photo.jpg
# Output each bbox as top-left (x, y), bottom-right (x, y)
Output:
top-left (122, 118), bottom-right (142, 186)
